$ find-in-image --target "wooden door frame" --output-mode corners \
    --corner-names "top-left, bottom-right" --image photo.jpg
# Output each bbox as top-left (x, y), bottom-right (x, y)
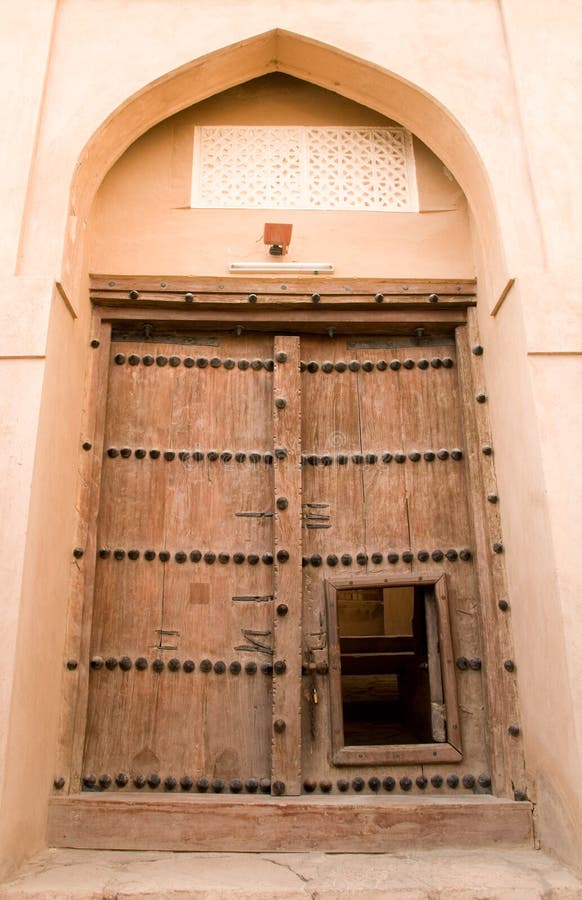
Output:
top-left (54, 275), bottom-right (523, 809)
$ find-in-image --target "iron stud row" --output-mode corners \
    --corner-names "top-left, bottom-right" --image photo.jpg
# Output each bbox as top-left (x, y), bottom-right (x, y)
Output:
top-left (89, 657), bottom-right (277, 675)
top-left (301, 449), bottom-right (463, 465)
top-left (300, 357), bottom-right (454, 372)
top-left (113, 353), bottom-right (274, 370)
top-left (303, 548), bottom-right (472, 567)
top-left (97, 548), bottom-right (288, 564)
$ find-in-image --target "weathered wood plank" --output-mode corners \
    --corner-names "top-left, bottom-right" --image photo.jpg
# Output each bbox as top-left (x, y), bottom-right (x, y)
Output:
top-left (90, 274), bottom-right (477, 296)
top-left (271, 337), bottom-right (302, 795)
top-left (48, 794), bottom-right (532, 852)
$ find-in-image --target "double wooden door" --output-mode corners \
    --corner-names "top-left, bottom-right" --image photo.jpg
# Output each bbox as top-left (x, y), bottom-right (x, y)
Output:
top-left (82, 328), bottom-right (486, 795)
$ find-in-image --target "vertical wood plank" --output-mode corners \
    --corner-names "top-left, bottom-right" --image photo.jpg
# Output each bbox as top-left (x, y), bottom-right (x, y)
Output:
top-left (455, 319), bottom-right (525, 796)
top-left (425, 592), bottom-right (446, 742)
top-left (272, 336), bottom-right (302, 795)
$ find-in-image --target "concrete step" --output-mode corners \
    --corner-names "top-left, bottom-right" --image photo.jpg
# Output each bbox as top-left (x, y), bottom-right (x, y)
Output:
top-left (2, 849), bottom-right (582, 899)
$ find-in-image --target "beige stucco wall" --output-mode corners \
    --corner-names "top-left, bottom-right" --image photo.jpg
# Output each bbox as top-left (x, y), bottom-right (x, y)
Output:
top-left (0, 0), bottom-right (580, 879)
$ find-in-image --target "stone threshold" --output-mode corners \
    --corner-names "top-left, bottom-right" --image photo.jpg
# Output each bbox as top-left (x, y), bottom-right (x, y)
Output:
top-left (3, 848), bottom-right (582, 899)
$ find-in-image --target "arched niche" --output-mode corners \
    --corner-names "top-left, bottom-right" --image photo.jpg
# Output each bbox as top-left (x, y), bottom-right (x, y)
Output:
top-left (62, 29), bottom-right (507, 302)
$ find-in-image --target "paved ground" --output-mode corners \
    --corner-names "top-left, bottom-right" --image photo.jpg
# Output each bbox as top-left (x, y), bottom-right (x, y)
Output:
top-left (2, 848), bottom-right (582, 899)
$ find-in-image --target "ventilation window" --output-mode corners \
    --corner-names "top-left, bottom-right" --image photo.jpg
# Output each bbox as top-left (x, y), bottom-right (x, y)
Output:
top-left (191, 126), bottom-right (418, 211)
top-left (326, 575), bottom-right (461, 765)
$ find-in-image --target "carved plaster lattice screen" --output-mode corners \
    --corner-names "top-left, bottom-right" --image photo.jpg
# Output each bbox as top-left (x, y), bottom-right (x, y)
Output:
top-left (190, 126), bottom-right (419, 211)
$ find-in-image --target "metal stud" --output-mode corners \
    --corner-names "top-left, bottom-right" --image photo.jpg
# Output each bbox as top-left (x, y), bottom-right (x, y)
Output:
top-left (446, 549), bottom-right (458, 562)
top-left (459, 548), bottom-right (472, 561)
top-left (184, 293), bottom-right (194, 303)
top-left (362, 360), bottom-right (374, 372)
top-left (399, 776), bottom-right (412, 791)
top-left (352, 776), bottom-right (365, 792)
top-left (376, 360), bottom-right (388, 371)
top-left (382, 452), bottom-right (393, 463)
top-left (133, 775), bottom-right (146, 788)
top-left (493, 542), bottom-right (504, 554)
top-left (514, 789), bottom-right (527, 801)
top-left (389, 360), bottom-right (401, 371)
top-left (214, 661), bottom-right (226, 674)
top-left (431, 775), bottom-right (443, 788)
top-left (218, 552), bottom-right (230, 564)
top-left (472, 345), bottom-right (484, 356)
top-left (368, 776), bottom-right (381, 792)
top-left (135, 448), bottom-right (146, 459)
top-left (356, 553), bottom-right (368, 565)
top-left (348, 360), bottom-right (360, 372)
top-left (498, 599), bottom-right (509, 611)
top-left (478, 773), bottom-right (492, 788)
top-left (115, 773), bottom-right (129, 787)
top-left (374, 293), bottom-right (384, 303)
top-left (248, 554), bottom-right (259, 565)
top-left (168, 658), bottom-right (181, 672)
top-left (66, 659), bottom-right (78, 670)
top-left (409, 451), bottom-right (421, 462)
top-left (395, 452), bottom-right (406, 463)
top-left (204, 552), bottom-right (216, 564)
top-left (482, 444), bottom-right (493, 455)
top-left (264, 453), bottom-right (273, 465)
top-left (320, 780), bottom-right (333, 793)
top-left (82, 441), bottom-right (92, 451)
top-left (223, 358), bottom-right (235, 370)
top-left (476, 392), bottom-right (487, 403)
top-left (447, 774), bottom-right (459, 788)
top-left (82, 774), bottom-right (97, 789)
top-left (183, 660), bottom-right (195, 673)
top-left (262, 553), bottom-right (273, 565)
top-left (90, 339), bottom-right (100, 349)
top-left (337, 778), bottom-right (350, 792)
top-left (159, 550), bottom-right (170, 562)
top-left (128, 354), bottom-right (140, 366)
top-left (250, 359), bottom-right (263, 371)
top-left (156, 356), bottom-right (168, 367)
top-left (387, 552), bottom-right (399, 564)
top-left (431, 549), bottom-right (444, 562)
top-left (430, 357), bottom-right (442, 369)
top-left (274, 660), bottom-right (287, 675)
top-left (150, 449), bottom-right (160, 459)
top-left (437, 449), bottom-right (449, 460)
top-left (442, 357), bottom-right (454, 368)
top-left (320, 361), bottom-right (333, 374)
top-left (212, 778), bottom-right (225, 793)
top-left (402, 551), bottom-right (414, 563)
top-left (307, 362), bottom-right (319, 373)
top-left (276, 603), bottom-right (288, 617)
top-left (277, 549), bottom-right (289, 563)
top-left (487, 493), bottom-right (498, 503)
top-left (428, 293), bottom-right (439, 303)
top-left (335, 361), bottom-right (347, 372)
top-left (275, 351), bottom-right (288, 364)
top-left (164, 776), bottom-right (177, 791)
top-left (90, 656), bottom-right (104, 670)
top-left (107, 448), bottom-right (119, 458)
top-left (180, 775), bottom-right (194, 790)
top-left (245, 661), bottom-right (257, 674)
top-left (230, 778), bottom-right (244, 793)
top-left (383, 776), bottom-right (396, 792)
top-left (200, 659), bottom-right (212, 673)
top-left (245, 778), bottom-right (259, 793)
top-left (190, 550), bottom-right (202, 562)
top-left (424, 449), bottom-right (436, 461)
top-left (341, 554), bottom-right (352, 566)
top-left (233, 552), bottom-right (245, 564)
top-left (327, 554), bottom-right (338, 567)
top-left (73, 547), bottom-right (84, 559)
top-left (196, 777), bottom-right (209, 793)
top-left (119, 657), bottom-right (132, 671)
top-left (417, 550), bottom-right (430, 562)
top-left (462, 774), bottom-right (476, 789)
top-left (142, 355), bottom-right (154, 366)
top-left (371, 552), bottom-right (383, 564)
top-left (229, 661), bottom-right (242, 674)
top-left (311, 293), bottom-right (321, 304)
top-left (128, 549), bottom-right (139, 560)
top-left (147, 773), bottom-right (161, 788)
top-left (152, 659), bottom-right (164, 673)
top-left (114, 354), bottom-right (126, 365)
top-left (415, 358), bottom-right (428, 370)
top-left (504, 659), bottom-right (516, 672)
top-left (416, 775), bottom-right (428, 789)
top-left (403, 359), bottom-right (415, 369)
top-left (275, 398), bottom-right (287, 411)
top-left (469, 658), bottom-right (482, 670)
top-left (273, 719), bottom-right (286, 734)
top-left (135, 657), bottom-right (148, 670)
top-left (120, 447), bottom-right (132, 458)
top-left (456, 657), bottom-right (469, 671)
top-left (113, 549), bottom-right (126, 560)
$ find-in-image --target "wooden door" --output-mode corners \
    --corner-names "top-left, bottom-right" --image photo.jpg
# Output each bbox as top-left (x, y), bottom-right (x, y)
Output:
top-left (82, 331), bottom-right (302, 794)
top-left (81, 328), bottom-right (486, 797)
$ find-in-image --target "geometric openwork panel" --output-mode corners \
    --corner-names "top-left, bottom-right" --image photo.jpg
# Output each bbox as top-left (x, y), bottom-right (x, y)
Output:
top-left (191, 126), bottom-right (418, 211)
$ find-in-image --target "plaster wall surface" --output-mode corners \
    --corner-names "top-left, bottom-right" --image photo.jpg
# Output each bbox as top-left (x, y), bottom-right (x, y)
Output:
top-left (0, 0), bottom-right (580, 880)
